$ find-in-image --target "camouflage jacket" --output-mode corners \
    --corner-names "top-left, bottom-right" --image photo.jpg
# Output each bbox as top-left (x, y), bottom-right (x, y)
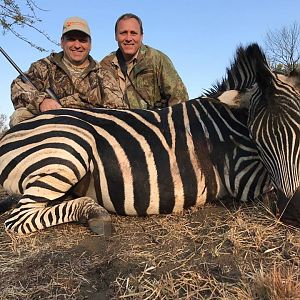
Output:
top-left (11, 52), bottom-right (103, 114)
top-left (100, 44), bottom-right (189, 109)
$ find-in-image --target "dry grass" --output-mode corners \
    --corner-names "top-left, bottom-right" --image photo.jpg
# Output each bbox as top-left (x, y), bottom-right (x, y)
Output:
top-left (0, 188), bottom-right (299, 299)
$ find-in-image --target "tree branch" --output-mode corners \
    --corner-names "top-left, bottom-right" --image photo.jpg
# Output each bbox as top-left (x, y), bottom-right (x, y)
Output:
top-left (0, 0), bottom-right (58, 52)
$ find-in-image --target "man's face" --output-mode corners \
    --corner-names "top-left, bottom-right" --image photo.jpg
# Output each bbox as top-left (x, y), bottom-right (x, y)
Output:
top-left (115, 18), bottom-right (143, 61)
top-left (61, 31), bottom-right (91, 66)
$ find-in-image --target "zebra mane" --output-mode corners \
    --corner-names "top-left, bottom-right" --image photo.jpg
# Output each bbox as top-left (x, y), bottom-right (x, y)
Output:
top-left (205, 43), bottom-right (270, 97)
top-left (202, 82), bottom-right (224, 98)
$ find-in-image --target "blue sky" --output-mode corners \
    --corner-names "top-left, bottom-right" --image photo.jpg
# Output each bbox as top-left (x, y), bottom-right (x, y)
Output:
top-left (0, 0), bottom-right (299, 118)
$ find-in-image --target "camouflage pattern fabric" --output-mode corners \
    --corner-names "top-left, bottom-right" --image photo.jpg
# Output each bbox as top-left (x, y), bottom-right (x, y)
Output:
top-left (100, 44), bottom-right (189, 109)
top-left (11, 51), bottom-right (102, 115)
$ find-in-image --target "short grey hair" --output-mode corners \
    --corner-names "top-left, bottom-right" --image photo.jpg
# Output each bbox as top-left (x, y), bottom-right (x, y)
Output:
top-left (114, 13), bottom-right (143, 34)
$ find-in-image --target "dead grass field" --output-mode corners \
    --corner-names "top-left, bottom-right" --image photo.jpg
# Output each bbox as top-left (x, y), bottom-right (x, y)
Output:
top-left (0, 187), bottom-right (299, 300)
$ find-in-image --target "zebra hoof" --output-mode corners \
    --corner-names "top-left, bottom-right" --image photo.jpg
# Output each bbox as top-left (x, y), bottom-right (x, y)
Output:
top-left (88, 217), bottom-right (112, 237)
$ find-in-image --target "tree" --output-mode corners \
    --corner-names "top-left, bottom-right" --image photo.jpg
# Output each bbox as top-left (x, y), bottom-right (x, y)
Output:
top-left (0, 113), bottom-right (8, 135)
top-left (264, 21), bottom-right (300, 74)
top-left (0, 0), bottom-right (58, 51)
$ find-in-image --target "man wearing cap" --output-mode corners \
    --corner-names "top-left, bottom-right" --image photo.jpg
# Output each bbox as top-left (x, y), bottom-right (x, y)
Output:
top-left (10, 16), bottom-right (103, 127)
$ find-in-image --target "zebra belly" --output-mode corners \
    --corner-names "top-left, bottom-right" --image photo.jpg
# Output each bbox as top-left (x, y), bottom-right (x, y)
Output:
top-left (90, 153), bottom-right (220, 216)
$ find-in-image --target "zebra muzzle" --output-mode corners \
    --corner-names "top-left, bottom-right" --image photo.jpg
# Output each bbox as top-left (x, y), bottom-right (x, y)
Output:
top-left (277, 188), bottom-right (300, 228)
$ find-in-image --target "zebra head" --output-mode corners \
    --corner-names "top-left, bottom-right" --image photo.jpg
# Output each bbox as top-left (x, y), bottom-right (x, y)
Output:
top-left (218, 43), bottom-right (300, 227)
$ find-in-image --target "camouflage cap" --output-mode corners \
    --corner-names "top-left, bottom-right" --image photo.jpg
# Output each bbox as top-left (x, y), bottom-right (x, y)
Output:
top-left (62, 16), bottom-right (91, 36)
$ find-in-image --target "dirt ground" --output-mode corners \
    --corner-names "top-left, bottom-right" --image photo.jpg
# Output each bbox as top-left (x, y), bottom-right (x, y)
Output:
top-left (0, 187), bottom-right (299, 300)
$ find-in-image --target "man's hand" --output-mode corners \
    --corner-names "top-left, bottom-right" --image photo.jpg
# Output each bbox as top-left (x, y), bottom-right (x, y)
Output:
top-left (40, 98), bottom-right (62, 112)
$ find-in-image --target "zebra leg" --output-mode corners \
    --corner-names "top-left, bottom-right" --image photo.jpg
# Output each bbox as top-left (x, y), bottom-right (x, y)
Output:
top-left (4, 196), bottom-right (112, 236)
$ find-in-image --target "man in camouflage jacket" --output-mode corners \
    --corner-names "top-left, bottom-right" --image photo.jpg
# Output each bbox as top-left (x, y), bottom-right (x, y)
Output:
top-left (10, 17), bottom-right (103, 127)
top-left (100, 13), bottom-right (189, 109)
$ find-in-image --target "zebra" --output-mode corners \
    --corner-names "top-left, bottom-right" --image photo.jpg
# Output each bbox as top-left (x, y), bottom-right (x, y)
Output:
top-left (208, 43), bottom-right (300, 227)
top-left (1, 43), bottom-right (292, 236)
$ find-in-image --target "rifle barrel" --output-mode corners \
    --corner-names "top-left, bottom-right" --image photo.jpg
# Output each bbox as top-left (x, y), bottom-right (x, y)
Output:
top-left (0, 46), bottom-right (59, 102)
top-left (0, 47), bottom-right (24, 75)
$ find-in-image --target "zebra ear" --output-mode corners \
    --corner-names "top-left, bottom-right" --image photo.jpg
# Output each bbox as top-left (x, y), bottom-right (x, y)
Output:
top-left (255, 57), bottom-right (277, 103)
top-left (286, 67), bottom-right (300, 92)
top-left (277, 72), bottom-right (300, 94)
top-left (288, 66), bottom-right (300, 78)
top-left (244, 44), bottom-right (277, 102)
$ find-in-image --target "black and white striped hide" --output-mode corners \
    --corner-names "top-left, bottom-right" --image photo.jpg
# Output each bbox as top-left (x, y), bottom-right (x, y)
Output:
top-left (0, 98), bottom-right (271, 234)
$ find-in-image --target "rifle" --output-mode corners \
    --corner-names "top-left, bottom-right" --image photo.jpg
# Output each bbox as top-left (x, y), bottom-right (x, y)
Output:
top-left (0, 46), bottom-right (60, 103)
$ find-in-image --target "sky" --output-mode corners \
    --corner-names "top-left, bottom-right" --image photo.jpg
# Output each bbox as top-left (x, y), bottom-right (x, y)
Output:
top-left (0, 0), bottom-right (299, 119)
